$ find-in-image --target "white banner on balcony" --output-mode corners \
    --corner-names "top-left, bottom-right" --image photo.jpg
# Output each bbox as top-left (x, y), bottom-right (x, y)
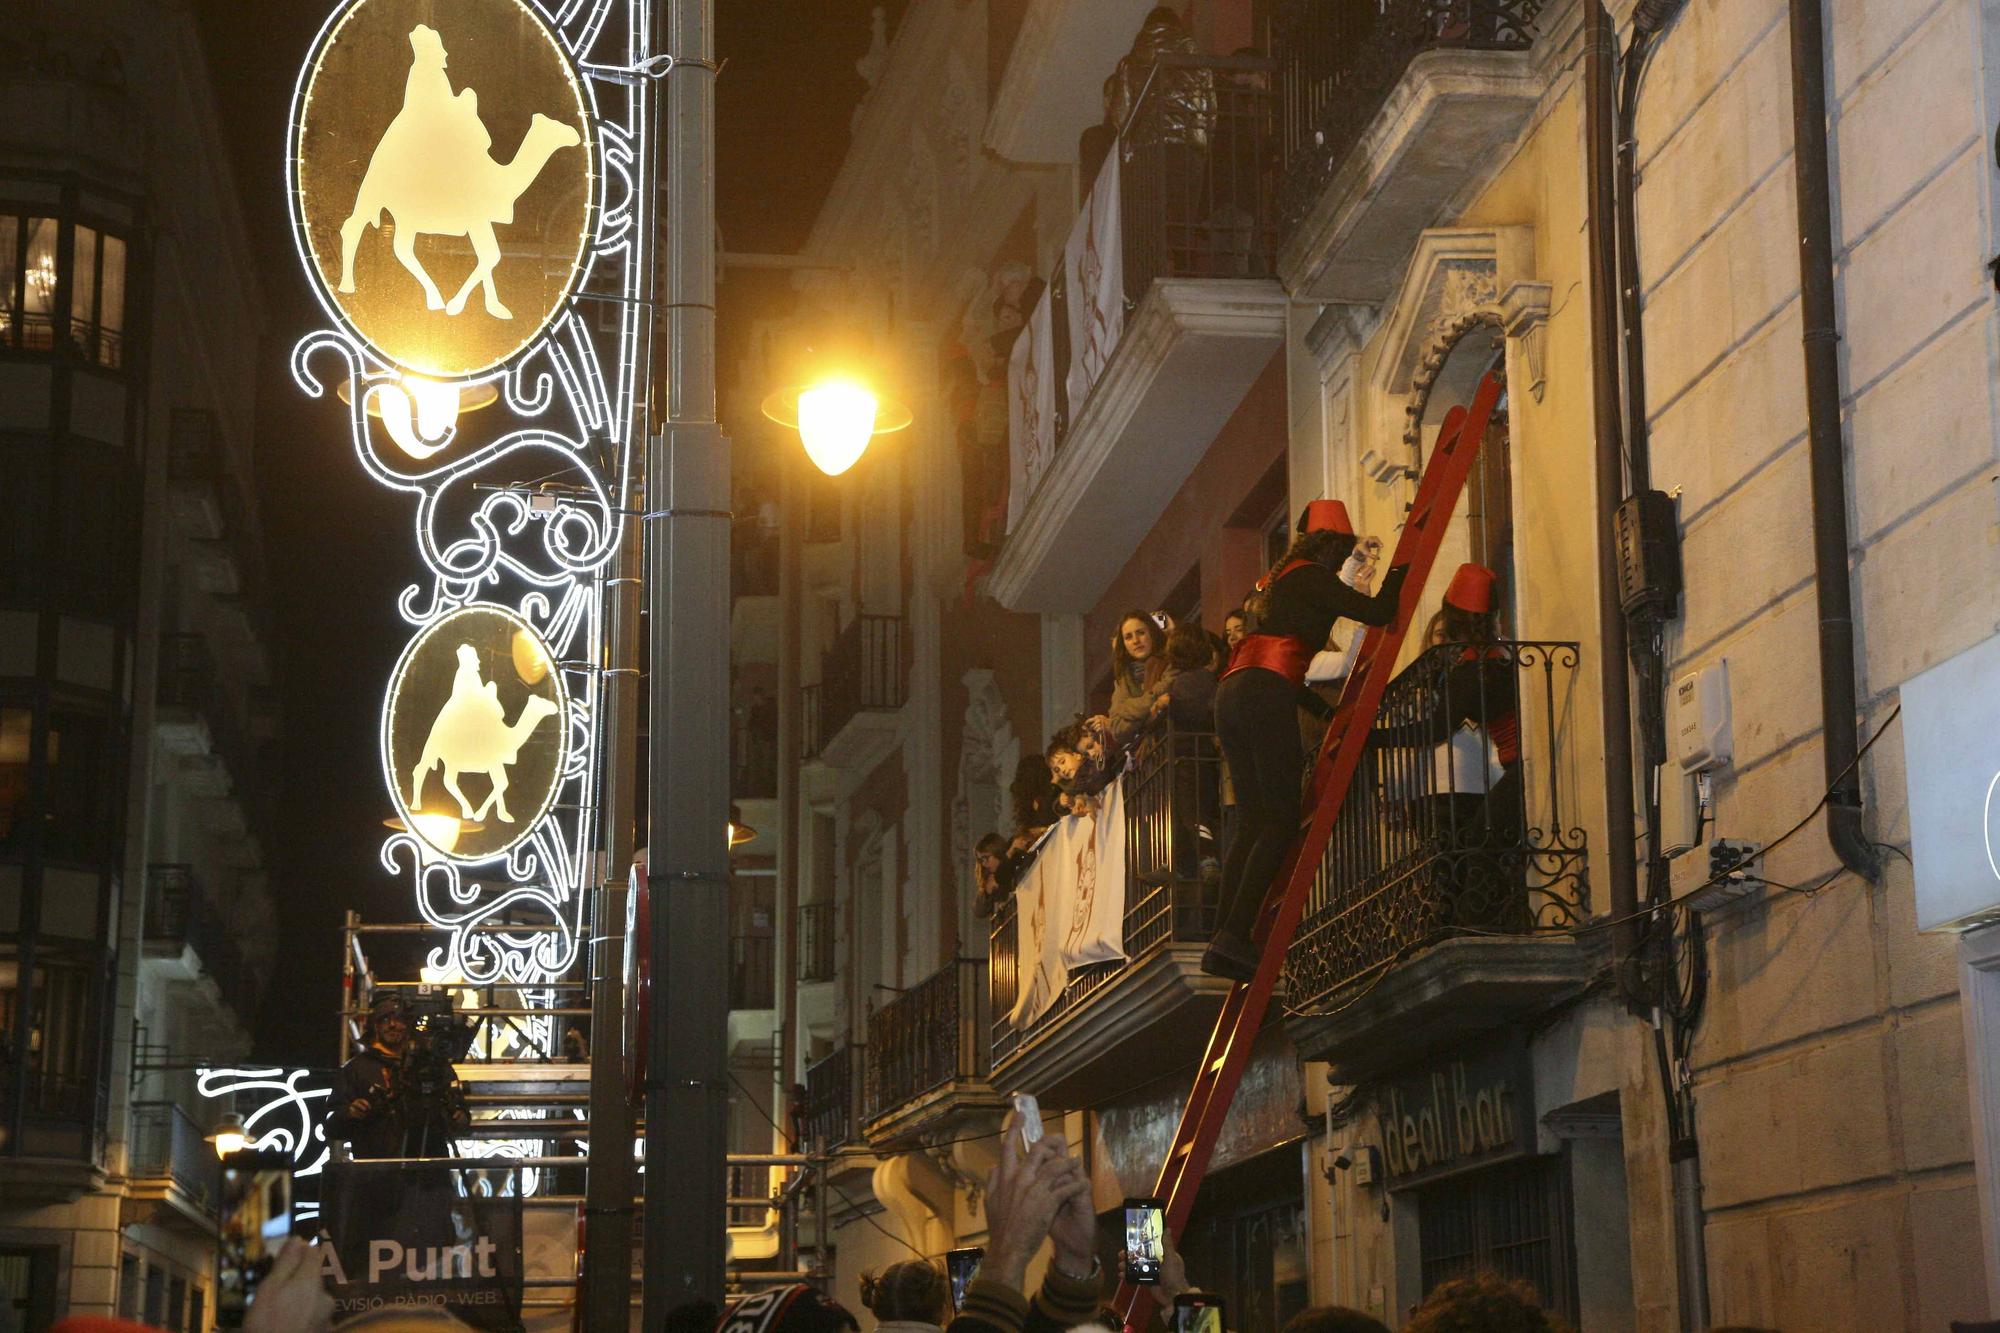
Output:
top-left (1006, 280), bottom-right (1056, 533)
top-left (1065, 150), bottom-right (1124, 416)
top-left (1010, 777), bottom-right (1129, 1028)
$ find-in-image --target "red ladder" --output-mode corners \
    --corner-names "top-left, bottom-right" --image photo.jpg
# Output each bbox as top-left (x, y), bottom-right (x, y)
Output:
top-left (1113, 370), bottom-right (1502, 1330)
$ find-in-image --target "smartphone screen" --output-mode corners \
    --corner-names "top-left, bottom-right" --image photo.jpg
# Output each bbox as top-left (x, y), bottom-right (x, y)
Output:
top-left (217, 1153), bottom-right (293, 1325)
top-left (945, 1247), bottom-right (982, 1312)
top-left (1123, 1197), bottom-right (1164, 1283)
top-left (1173, 1294), bottom-right (1225, 1333)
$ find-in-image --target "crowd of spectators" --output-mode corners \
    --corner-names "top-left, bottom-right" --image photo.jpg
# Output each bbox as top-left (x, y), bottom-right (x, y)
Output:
top-left (966, 494), bottom-right (1526, 992)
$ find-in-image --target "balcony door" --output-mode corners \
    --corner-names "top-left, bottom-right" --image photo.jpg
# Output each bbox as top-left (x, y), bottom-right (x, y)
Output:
top-left (0, 1244), bottom-right (58, 1333)
top-left (1416, 337), bottom-right (1514, 638)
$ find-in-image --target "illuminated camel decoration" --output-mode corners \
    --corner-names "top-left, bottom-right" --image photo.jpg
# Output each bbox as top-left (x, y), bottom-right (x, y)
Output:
top-left (410, 645), bottom-right (560, 823)
top-left (337, 25), bottom-right (583, 319)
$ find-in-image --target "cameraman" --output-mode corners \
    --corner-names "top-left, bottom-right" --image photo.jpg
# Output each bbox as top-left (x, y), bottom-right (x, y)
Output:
top-left (328, 991), bottom-right (470, 1158)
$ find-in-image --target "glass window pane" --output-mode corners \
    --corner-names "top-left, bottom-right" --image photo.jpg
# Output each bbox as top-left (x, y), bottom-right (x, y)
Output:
top-left (99, 234), bottom-right (125, 367)
top-left (71, 226), bottom-right (96, 353)
top-left (21, 219), bottom-right (56, 349)
top-left (0, 708), bottom-right (29, 850)
top-left (0, 216), bottom-right (16, 344)
top-left (43, 711), bottom-right (110, 865)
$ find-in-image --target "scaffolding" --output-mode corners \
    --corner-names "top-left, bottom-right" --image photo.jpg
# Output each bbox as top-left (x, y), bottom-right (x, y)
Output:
top-left (336, 912), bottom-right (835, 1322)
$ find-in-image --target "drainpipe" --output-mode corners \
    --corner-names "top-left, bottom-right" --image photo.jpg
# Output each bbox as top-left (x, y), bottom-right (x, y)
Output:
top-left (1583, 0), bottom-right (1642, 995)
top-left (1788, 0), bottom-right (1880, 884)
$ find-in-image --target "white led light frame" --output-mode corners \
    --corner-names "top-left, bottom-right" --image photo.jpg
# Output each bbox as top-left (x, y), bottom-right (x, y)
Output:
top-left (288, 0), bottom-right (602, 382)
top-left (290, 0), bottom-right (654, 992)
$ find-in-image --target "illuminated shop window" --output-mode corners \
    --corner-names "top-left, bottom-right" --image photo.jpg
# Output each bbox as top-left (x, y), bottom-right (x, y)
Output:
top-left (0, 213), bottom-right (127, 367)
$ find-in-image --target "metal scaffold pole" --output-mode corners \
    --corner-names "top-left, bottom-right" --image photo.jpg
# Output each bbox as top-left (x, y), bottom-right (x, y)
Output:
top-left (643, 0), bottom-right (728, 1319)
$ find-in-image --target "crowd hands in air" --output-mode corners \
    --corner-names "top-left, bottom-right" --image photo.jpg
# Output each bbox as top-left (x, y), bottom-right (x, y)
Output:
top-left (52, 1120), bottom-right (1762, 1333)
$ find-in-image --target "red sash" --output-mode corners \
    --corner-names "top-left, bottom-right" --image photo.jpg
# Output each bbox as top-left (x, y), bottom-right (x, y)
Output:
top-left (1229, 561), bottom-right (1323, 685)
top-left (1223, 633), bottom-right (1311, 686)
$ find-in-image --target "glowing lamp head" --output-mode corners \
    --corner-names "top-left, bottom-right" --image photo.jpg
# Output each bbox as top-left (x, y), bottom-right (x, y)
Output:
top-left (796, 379), bottom-right (879, 477)
top-left (208, 1111), bottom-right (249, 1159)
top-left (383, 811), bottom-right (483, 861)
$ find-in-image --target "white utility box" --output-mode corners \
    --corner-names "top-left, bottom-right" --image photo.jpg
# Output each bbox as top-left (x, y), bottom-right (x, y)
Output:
top-left (1673, 661), bottom-right (1733, 773)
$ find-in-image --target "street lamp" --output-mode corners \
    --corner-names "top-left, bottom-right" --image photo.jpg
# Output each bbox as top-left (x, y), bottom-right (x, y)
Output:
top-left (761, 374), bottom-right (912, 477)
top-left (382, 811), bottom-right (485, 860)
top-left (207, 1111), bottom-right (249, 1159)
top-left (338, 374), bottom-right (502, 461)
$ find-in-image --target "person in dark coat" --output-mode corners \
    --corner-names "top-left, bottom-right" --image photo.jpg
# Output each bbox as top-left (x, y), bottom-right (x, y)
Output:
top-left (1203, 501), bottom-right (1406, 981)
top-left (326, 992), bottom-right (469, 1158)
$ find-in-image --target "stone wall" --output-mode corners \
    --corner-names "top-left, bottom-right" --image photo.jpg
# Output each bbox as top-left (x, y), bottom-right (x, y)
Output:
top-left (1632, 0), bottom-right (1993, 1326)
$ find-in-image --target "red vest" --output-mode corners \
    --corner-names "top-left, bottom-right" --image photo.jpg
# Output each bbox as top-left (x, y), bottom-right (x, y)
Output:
top-left (1224, 561), bottom-right (1319, 685)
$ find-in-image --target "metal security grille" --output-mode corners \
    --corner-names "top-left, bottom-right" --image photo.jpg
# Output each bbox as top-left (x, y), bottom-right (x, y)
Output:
top-left (1416, 1155), bottom-right (1577, 1321)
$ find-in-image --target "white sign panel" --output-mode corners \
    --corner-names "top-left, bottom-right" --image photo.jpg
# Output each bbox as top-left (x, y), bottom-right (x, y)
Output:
top-left (1902, 629), bottom-right (2000, 931)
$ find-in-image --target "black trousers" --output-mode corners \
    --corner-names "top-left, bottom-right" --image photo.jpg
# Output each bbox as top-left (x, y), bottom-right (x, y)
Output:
top-left (1214, 667), bottom-right (1306, 942)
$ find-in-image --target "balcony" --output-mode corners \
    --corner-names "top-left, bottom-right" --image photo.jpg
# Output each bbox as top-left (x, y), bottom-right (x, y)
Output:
top-left (797, 901), bottom-right (837, 985)
top-left (144, 864), bottom-right (259, 1020)
top-left (983, 0), bottom-right (1158, 164)
top-left (125, 1101), bottom-right (219, 1231)
top-left (1274, 0), bottom-right (1547, 302)
top-left (165, 408), bottom-right (247, 594)
top-left (989, 725), bottom-right (1233, 1101)
top-left (863, 959), bottom-right (1003, 1147)
top-left (988, 56), bottom-right (1289, 613)
top-left (802, 1043), bottom-right (865, 1155)
top-left (1283, 641), bottom-right (1596, 1077)
top-left (813, 614), bottom-right (904, 770)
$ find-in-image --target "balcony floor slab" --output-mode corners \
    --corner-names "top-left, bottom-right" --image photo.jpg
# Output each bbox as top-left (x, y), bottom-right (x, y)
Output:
top-left (988, 279), bottom-right (1287, 613)
top-left (817, 709), bottom-right (901, 772)
top-left (1279, 48), bottom-right (1544, 304)
top-left (1286, 933), bottom-right (1606, 1080)
top-left (863, 1079), bottom-right (1009, 1151)
top-left (992, 943), bottom-right (1236, 1105)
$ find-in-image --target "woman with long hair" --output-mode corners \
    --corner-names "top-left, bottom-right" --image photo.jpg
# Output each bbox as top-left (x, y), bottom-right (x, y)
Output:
top-left (1202, 500), bottom-right (1406, 981)
top-left (1104, 610), bottom-right (1175, 746)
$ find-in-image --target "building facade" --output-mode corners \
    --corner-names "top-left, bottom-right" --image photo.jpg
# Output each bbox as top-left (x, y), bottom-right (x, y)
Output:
top-left (725, 0), bottom-right (2000, 1328)
top-left (0, 4), bottom-right (280, 1326)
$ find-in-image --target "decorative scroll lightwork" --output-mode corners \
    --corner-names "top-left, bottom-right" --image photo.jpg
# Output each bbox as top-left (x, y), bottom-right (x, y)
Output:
top-left (198, 1068), bottom-right (335, 1219)
top-left (288, 0), bottom-right (654, 990)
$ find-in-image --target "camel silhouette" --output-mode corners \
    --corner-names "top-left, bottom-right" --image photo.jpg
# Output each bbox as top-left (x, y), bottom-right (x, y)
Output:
top-left (337, 25), bottom-right (583, 320)
top-left (410, 644), bottom-right (560, 824)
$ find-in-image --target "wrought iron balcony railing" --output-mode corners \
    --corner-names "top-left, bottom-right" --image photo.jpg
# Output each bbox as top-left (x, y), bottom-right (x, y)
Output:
top-left (802, 1043), bottom-right (864, 1154)
top-left (797, 900), bottom-right (837, 984)
top-left (1283, 640), bottom-right (1587, 1008)
top-left (145, 863), bottom-right (259, 1017)
top-left (1119, 53), bottom-right (1281, 299)
top-left (1275, 0), bottom-right (1544, 233)
top-left (990, 724), bottom-right (1222, 1065)
top-left (818, 614), bottom-right (905, 745)
top-left (866, 958), bottom-right (988, 1121)
top-left (128, 1101), bottom-right (219, 1216)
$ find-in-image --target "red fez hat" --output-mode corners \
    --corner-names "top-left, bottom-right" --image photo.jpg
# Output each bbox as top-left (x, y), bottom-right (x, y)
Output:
top-left (1297, 499), bottom-right (1353, 536)
top-left (1443, 563), bottom-right (1498, 613)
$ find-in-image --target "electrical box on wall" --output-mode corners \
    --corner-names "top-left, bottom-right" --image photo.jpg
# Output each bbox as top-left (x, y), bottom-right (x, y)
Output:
top-left (1674, 661), bottom-right (1733, 773)
top-left (1615, 490), bottom-right (1682, 618)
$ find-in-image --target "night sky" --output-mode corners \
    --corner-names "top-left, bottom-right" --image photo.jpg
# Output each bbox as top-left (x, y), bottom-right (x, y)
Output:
top-left (189, 1), bottom-right (884, 1065)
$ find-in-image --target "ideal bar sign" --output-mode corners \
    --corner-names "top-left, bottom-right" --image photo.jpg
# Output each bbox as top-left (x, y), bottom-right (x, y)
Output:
top-left (1373, 1034), bottom-right (1535, 1188)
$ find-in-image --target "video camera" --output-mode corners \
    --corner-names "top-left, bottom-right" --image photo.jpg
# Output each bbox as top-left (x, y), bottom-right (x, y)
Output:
top-left (381, 986), bottom-right (475, 1153)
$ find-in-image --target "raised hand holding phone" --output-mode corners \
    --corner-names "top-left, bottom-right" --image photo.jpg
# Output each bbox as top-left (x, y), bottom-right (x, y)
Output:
top-left (981, 1106), bottom-right (1084, 1293)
